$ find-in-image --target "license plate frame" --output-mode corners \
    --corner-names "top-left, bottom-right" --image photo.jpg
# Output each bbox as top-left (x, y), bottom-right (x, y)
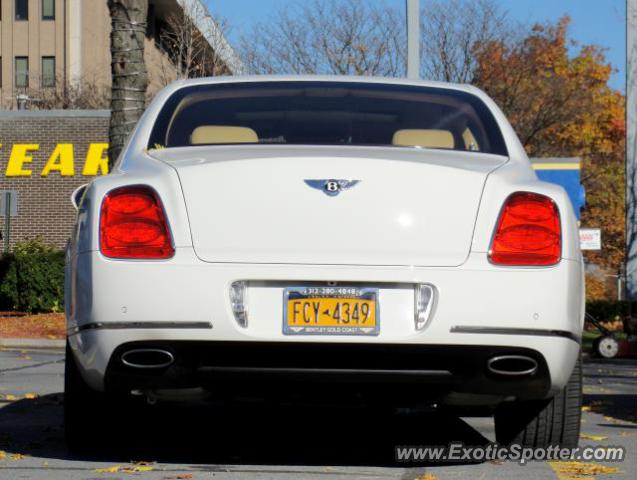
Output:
top-left (282, 286), bottom-right (380, 336)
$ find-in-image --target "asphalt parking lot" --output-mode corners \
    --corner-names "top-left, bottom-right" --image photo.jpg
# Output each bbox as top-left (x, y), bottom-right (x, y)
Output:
top-left (0, 347), bottom-right (636, 479)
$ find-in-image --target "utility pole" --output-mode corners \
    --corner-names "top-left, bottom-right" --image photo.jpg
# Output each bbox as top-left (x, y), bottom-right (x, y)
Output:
top-left (406, 0), bottom-right (420, 79)
top-left (627, 0), bottom-right (637, 302)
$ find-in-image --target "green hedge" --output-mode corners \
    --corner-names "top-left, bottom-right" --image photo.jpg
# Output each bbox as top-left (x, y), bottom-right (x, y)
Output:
top-left (0, 239), bottom-right (65, 313)
top-left (586, 300), bottom-right (631, 323)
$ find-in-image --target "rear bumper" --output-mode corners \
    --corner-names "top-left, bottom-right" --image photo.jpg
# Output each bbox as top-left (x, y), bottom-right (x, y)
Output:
top-left (103, 341), bottom-right (552, 402)
top-left (67, 250), bottom-right (584, 397)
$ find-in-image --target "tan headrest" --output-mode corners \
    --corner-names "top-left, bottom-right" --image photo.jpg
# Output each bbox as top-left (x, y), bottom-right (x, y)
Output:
top-left (191, 126), bottom-right (258, 145)
top-left (392, 129), bottom-right (455, 149)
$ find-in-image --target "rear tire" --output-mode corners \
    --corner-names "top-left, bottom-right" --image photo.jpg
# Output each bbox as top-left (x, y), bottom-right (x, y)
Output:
top-left (494, 354), bottom-right (582, 448)
top-left (64, 342), bottom-right (111, 453)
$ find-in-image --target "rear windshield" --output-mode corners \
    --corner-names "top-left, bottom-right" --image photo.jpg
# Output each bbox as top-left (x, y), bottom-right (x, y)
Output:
top-left (148, 81), bottom-right (508, 156)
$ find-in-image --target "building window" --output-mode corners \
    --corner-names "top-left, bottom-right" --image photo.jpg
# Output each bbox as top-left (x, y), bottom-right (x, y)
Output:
top-left (42, 0), bottom-right (55, 20)
top-left (41, 57), bottom-right (55, 87)
top-left (15, 57), bottom-right (28, 88)
top-left (15, 0), bottom-right (28, 20)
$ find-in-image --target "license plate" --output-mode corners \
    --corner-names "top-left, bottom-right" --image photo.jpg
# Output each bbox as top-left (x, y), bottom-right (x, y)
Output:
top-left (283, 286), bottom-right (379, 336)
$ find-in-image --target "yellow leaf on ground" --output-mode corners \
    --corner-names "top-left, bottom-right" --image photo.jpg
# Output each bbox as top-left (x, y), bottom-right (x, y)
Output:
top-left (2, 395), bottom-right (18, 401)
top-left (580, 433), bottom-right (609, 441)
top-left (549, 461), bottom-right (620, 478)
top-left (0, 451), bottom-right (6, 460)
top-left (95, 465), bottom-right (121, 473)
top-left (581, 405), bottom-right (592, 412)
top-left (122, 465), bottom-right (155, 473)
top-left (415, 474), bottom-right (439, 480)
top-left (24, 393), bottom-right (37, 400)
top-left (10, 454), bottom-right (26, 460)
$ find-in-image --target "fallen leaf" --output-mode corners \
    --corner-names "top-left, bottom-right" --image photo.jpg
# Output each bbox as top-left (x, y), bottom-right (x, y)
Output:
top-left (95, 465), bottom-right (121, 473)
top-left (2, 395), bottom-right (18, 401)
top-left (24, 393), bottom-right (37, 400)
top-left (122, 465), bottom-right (155, 473)
top-left (580, 433), bottom-right (609, 441)
top-left (415, 475), bottom-right (439, 480)
top-left (549, 461), bottom-right (620, 478)
top-left (10, 454), bottom-right (27, 460)
top-left (581, 405), bottom-right (592, 412)
top-left (0, 451), bottom-right (6, 460)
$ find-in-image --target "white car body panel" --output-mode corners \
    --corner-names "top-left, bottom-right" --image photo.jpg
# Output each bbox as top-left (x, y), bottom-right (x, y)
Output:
top-left (66, 75), bottom-right (584, 406)
top-left (158, 146), bottom-right (505, 266)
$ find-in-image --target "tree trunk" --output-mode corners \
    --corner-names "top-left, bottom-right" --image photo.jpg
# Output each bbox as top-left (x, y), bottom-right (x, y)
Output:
top-left (107, 0), bottom-right (149, 168)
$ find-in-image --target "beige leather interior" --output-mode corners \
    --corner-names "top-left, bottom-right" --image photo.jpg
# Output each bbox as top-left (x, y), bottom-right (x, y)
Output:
top-left (191, 126), bottom-right (258, 145)
top-left (392, 129), bottom-right (455, 149)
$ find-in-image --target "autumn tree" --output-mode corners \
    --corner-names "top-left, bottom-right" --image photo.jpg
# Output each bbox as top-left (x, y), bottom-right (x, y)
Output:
top-left (107, 0), bottom-right (149, 167)
top-left (473, 17), bottom-right (626, 290)
top-left (420, 0), bottom-right (509, 83)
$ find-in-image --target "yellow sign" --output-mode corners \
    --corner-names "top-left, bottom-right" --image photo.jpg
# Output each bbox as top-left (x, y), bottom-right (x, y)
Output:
top-left (1, 143), bottom-right (110, 177)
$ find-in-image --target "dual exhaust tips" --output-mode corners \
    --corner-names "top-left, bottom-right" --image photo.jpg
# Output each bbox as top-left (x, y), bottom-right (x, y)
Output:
top-left (119, 350), bottom-right (538, 377)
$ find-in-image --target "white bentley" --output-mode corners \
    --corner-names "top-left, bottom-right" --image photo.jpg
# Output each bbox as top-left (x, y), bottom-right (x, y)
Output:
top-left (65, 76), bottom-right (584, 450)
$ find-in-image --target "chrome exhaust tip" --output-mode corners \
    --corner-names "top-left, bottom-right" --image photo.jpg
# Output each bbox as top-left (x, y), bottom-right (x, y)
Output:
top-left (121, 349), bottom-right (174, 369)
top-left (487, 355), bottom-right (538, 376)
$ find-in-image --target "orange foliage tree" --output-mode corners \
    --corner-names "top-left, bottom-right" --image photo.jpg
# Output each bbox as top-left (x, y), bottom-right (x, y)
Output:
top-left (473, 17), bottom-right (626, 285)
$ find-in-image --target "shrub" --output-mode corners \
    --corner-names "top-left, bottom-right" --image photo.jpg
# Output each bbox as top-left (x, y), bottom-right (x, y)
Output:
top-left (0, 253), bottom-right (16, 310)
top-left (586, 300), bottom-right (631, 325)
top-left (0, 239), bottom-right (65, 313)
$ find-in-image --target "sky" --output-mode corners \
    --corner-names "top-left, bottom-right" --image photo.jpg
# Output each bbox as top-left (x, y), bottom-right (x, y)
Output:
top-left (205, 0), bottom-right (627, 91)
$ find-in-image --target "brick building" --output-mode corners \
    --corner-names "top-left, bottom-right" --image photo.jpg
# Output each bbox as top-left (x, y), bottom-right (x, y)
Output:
top-left (0, 110), bottom-right (109, 250)
top-left (0, 0), bottom-right (242, 108)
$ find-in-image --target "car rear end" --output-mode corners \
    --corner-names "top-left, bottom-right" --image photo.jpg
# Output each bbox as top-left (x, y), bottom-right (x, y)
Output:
top-left (66, 78), bottom-right (583, 424)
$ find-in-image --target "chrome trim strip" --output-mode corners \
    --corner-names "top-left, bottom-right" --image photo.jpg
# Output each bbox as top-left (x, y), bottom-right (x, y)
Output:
top-left (68, 321), bottom-right (213, 335)
top-left (450, 326), bottom-right (581, 344)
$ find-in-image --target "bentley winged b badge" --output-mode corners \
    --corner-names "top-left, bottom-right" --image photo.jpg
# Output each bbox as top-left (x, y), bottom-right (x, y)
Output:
top-left (304, 179), bottom-right (361, 197)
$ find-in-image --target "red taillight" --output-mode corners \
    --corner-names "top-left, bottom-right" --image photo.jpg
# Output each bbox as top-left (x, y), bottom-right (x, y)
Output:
top-left (489, 192), bottom-right (561, 266)
top-left (100, 186), bottom-right (174, 259)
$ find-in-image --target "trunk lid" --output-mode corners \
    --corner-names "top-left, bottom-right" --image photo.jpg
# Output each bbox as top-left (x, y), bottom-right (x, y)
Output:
top-left (151, 146), bottom-right (506, 267)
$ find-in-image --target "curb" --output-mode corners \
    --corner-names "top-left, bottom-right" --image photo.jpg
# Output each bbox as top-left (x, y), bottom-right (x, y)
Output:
top-left (0, 338), bottom-right (65, 349)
